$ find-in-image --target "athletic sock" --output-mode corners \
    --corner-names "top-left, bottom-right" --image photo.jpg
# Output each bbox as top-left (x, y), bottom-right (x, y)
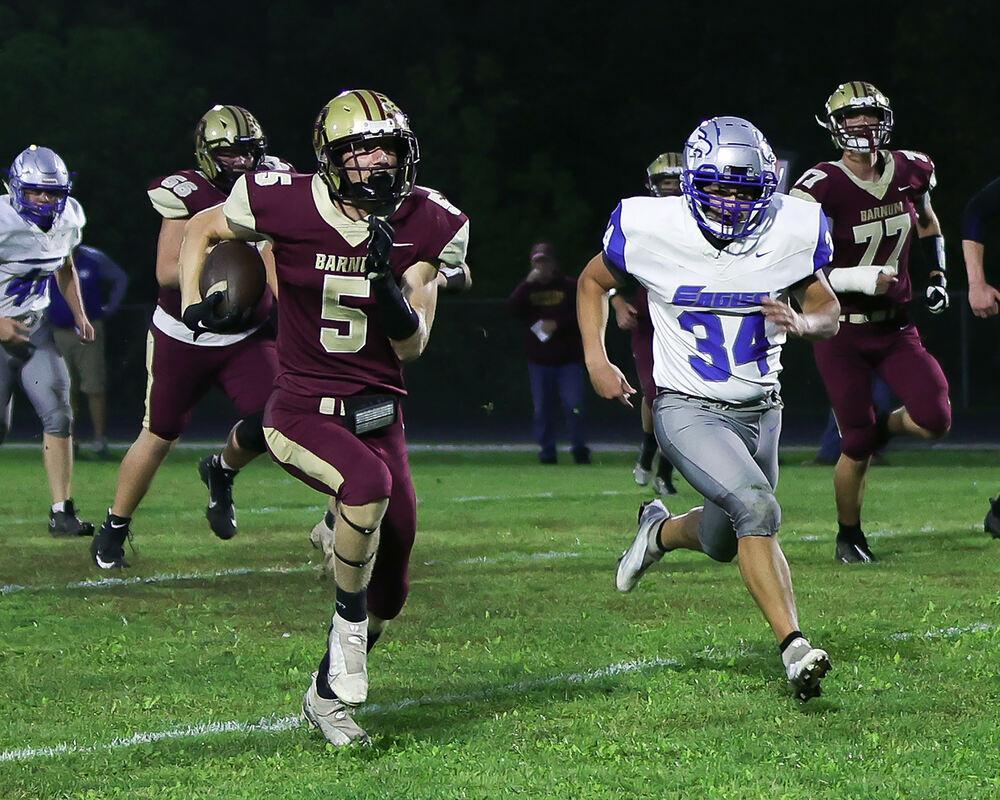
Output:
top-left (837, 521), bottom-right (864, 542)
top-left (638, 434), bottom-right (657, 471)
top-left (51, 501), bottom-right (67, 513)
top-left (218, 453), bottom-right (238, 473)
top-left (335, 587), bottom-right (367, 623)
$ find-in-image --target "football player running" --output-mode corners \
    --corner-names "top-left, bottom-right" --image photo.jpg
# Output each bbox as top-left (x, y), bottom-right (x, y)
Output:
top-left (90, 105), bottom-right (290, 568)
top-left (179, 90), bottom-right (470, 746)
top-left (578, 117), bottom-right (840, 701)
top-left (0, 145), bottom-right (96, 537)
top-left (609, 152), bottom-right (683, 496)
top-left (790, 82), bottom-right (951, 563)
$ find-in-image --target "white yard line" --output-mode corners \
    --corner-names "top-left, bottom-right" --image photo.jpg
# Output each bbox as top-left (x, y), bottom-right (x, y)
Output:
top-left (4, 619), bottom-right (995, 763)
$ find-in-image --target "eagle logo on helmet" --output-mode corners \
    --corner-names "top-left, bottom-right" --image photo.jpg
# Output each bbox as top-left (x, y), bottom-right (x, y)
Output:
top-left (680, 117), bottom-right (778, 240)
top-left (195, 105), bottom-right (268, 192)
top-left (8, 145), bottom-right (72, 229)
top-left (313, 89), bottom-right (420, 213)
top-left (817, 81), bottom-right (894, 153)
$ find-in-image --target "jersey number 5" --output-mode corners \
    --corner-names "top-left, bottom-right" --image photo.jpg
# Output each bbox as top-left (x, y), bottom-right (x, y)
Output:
top-left (320, 275), bottom-right (369, 353)
top-left (678, 311), bottom-right (770, 381)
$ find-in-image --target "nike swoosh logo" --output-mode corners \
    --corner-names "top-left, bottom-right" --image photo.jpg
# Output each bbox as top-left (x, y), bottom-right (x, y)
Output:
top-left (95, 554), bottom-right (119, 569)
top-left (110, 521), bottom-right (128, 529)
top-left (208, 501), bottom-right (218, 508)
top-left (391, 242), bottom-right (414, 247)
top-left (897, 186), bottom-right (911, 192)
top-left (755, 251), bottom-right (774, 258)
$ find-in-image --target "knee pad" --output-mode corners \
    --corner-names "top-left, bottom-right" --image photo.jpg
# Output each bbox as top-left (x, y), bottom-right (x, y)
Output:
top-left (234, 411), bottom-right (267, 453)
top-left (40, 404), bottom-right (72, 437)
top-left (730, 485), bottom-right (781, 539)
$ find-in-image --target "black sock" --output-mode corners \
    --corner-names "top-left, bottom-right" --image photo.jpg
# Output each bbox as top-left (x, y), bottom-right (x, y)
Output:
top-left (335, 587), bottom-right (367, 623)
top-left (779, 630), bottom-right (804, 653)
top-left (315, 649), bottom-right (337, 699)
top-left (837, 522), bottom-right (863, 541)
top-left (656, 459), bottom-right (674, 481)
top-left (639, 434), bottom-right (657, 470)
top-left (107, 512), bottom-right (131, 527)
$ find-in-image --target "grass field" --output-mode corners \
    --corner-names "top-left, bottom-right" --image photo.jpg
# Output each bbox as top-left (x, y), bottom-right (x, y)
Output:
top-left (1, 443), bottom-right (999, 799)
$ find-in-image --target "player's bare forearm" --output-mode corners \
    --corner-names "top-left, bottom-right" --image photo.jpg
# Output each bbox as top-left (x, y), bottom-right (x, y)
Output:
top-left (786, 273), bottom-right (840, 340)
top-left (391, 261), bottom-right (439, 362)
top-left (914, 193), bottom-right (942, 238)
top-left (577, 254), bottom-right (617, 368)
top-left (54, 261), bottom-right (90, 329)
top-left (179, 207), bottom-right (237, 312)
top-left (963, 239), bottom-right (1000, 317)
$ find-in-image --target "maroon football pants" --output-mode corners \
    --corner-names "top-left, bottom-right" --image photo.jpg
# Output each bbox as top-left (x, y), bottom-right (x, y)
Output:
top-left (813, 321), bottom-right (950, 460)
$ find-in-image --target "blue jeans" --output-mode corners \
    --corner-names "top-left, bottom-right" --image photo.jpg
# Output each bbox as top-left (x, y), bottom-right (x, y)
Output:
top-left (528, 361), bottom-right (587, 459)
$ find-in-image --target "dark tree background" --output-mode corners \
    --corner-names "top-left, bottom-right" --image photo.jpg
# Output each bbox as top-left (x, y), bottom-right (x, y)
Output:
top-left (2, 1), bottom-right (998, 439)
top-left (0, 0), bottom-right (994, 299)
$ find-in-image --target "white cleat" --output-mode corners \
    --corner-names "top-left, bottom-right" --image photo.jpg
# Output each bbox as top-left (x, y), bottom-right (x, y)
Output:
top-left (327, 612), bottom-right (368, 705)
top-left (632, 462), bottom-right (652, 486)
top-left (786, 645), bottom-right (832, 701)
top-left (302, 675), bottom-right (370, 746)
top-left (309, 511), bottom-right (337, 573)
top-left (615, 499), bottom-right (670, 593)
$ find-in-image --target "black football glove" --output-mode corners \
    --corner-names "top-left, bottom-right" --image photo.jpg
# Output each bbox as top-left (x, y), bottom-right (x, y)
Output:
top-left (925, 273), bottom-right (949, 315)
top-left (182, 291), bottom-right (252, 339)
top-left (365, 215), bottom-right (395, 281)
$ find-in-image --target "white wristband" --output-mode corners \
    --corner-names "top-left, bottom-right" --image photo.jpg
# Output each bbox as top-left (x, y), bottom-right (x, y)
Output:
top-left (827, 265), bottom-right (885, 295)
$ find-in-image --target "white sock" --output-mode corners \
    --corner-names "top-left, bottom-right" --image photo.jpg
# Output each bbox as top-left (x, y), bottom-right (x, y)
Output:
top-left (52, 501), bottom-right (67, 513)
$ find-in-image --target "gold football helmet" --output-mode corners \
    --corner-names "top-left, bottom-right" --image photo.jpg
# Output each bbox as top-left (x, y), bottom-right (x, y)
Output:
top-left (645, 152), bottom-right (683, 197)
top-left (195, 105), bottom-right (267, 191)
top-left (313, 89), bottom-right (419, 210)
top-left (817, 81), bottom-right (893, 153)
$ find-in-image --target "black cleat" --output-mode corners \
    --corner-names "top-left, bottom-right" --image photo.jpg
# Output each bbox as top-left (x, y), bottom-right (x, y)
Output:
top-left (49, 499), bottom-right (95, 537)
top-left (91, 516), bottom-right (131, 568)
top-left (199, 455), bottom-right (237, 540)
top-left (835, 531), bottom-right (876, 563)
top-left (985, 498), bottom-right (1000, 539)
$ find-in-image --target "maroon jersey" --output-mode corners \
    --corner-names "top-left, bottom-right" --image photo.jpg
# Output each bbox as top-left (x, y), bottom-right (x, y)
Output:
top-left (790, 150), bottom-right (935, 315)
top-left (225, 172), bottom-right (470, 398)
top-left (147, 157), bottom-right (292, 319)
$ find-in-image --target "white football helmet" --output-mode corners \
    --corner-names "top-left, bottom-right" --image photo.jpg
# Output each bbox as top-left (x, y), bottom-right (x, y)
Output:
top-left (8, 145), bottom-right (72, 228)
top-left (681, 117), bottom-right (778, 240)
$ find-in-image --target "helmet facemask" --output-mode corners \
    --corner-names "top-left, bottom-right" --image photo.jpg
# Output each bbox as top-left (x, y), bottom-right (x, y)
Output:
top-left (818, 82), bottom-right (894, 153)
top-left (681, 117), bottom-right (778, 240)
top-left (207, 139), bottom-right (266, 192)
top-left (194, 105), bottom-right (267, 192)
top-left (319, 131), bottom-right (418, 215)
top-left (646, 152), bottom-right (683, 197)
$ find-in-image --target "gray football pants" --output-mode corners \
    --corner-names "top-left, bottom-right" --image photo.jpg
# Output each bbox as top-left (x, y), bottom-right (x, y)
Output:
top-left (0, 321), bottom-right (72, 443)
top-left (652, 392), bottom-right (782, 563)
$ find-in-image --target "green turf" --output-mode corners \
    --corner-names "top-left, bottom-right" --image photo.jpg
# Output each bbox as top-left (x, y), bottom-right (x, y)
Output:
top-left (1, 445), bottom-right (998, 799)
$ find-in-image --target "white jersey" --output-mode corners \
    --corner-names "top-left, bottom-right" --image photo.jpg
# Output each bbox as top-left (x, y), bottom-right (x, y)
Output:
top-left (603, 194), bottom-right (832, 404)
top-left (0, 195), bottom-right (85, 320)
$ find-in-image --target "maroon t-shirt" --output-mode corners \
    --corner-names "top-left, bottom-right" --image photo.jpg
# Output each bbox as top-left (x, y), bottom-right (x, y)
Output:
top-left (791, 150), bottom-right (935, 315)
top-left (228, 174), bottom-right (469, 398)
top-left (507, 271), bottom-right (584, 366)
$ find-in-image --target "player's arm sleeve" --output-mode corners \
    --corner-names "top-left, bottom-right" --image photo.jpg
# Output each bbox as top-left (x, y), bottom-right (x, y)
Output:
top-left (962, 177), bottom-right (1000, 244)
top-left (222, 175), bottom-right (260, 235)
top-left (148, 185), bottom-right (190, 220)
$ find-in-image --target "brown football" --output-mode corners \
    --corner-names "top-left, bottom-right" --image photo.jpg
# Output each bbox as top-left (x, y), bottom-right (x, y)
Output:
top-left (199, 241), bottom-right (267, 322)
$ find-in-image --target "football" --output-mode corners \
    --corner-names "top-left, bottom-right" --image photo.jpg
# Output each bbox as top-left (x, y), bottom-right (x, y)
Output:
top-left (199, 241), bottom-right (267, 321)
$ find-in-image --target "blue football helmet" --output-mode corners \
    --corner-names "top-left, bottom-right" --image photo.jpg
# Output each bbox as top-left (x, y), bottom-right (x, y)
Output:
top-left (8, 145), bottom-right (72, 228)
top-left (681, 117), bottom-right (778, 240)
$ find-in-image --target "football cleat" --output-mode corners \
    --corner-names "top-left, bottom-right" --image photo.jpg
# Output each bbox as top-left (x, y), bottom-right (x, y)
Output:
top-left (326, 613), bottom-right (368, 705)
top-left (49, 499), bottom-right (95, 537)
top-left (835, 532), bottom-right (876, 564)
top-left (632, 462), bottom-right (652, 486)
top-left (309, 509), bottom-right (337, 574)
top-left (786, 645), bottom-right (832, 702)
top-left (653, 474), bottom-right (678, 497)
top-left (984, 498), bottom-right (1000, 539)
top-left (199, 455), bottom-right (237, 540)
top-left (91, 516), bottom-right (131, 569)
top-left (302, 674), bottom-right (370, 747)
top-left (615, 499), bottom-right (670, 593)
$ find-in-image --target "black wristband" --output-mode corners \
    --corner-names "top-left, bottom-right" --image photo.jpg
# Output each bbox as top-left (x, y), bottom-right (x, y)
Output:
top-left (918, 235), bottom-right (946, 275)
top-left (439, 265), bottom-right (468, 293)
top-left (371, 274), bottom-right (419, 340)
